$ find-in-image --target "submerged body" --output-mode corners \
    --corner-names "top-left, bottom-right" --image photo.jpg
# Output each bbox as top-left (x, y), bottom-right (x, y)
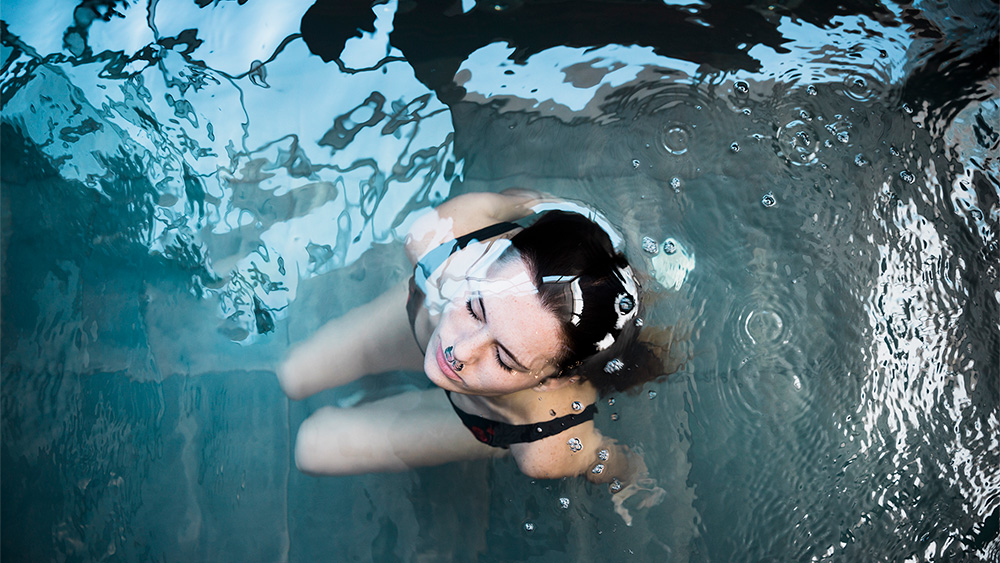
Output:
top-left (279, 190), bottom-right (665, 522)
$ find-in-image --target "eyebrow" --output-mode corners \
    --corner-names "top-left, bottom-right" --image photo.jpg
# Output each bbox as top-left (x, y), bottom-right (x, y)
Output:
top-left (479, 296), bottom-right (531, 372)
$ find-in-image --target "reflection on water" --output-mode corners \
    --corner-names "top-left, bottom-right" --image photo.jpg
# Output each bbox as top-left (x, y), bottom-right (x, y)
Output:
top-left (2, 1), bottom-right (997, 561)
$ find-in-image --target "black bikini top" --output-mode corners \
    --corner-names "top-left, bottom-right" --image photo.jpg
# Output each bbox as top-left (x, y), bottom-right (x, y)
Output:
top-left (445, 391), bottom-right (598, 449)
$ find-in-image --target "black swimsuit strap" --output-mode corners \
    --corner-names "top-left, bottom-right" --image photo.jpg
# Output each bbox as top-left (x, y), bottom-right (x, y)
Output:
top-left (445, 391), bottom-right (598, 449)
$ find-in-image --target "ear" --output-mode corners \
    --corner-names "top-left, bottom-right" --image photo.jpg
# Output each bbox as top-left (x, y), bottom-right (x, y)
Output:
top-left (534, 375), bottom-right (579, 391)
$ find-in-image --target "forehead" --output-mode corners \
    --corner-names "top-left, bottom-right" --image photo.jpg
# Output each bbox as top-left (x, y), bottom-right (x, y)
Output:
top-left (475, 259), bottom-right (565, 370)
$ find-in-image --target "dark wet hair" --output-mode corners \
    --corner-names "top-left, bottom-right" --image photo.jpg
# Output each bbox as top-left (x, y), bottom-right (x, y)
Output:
top-left (502, 211), bottom-right (669, 395)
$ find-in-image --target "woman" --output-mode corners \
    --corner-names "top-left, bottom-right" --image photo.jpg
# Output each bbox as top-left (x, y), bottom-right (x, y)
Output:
top-left (278, 189), bottom-right (670, 523)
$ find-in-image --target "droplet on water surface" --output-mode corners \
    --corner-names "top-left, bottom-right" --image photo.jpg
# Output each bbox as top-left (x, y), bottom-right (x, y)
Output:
top-left (559, 497), bottom-right (570, 509)
top-left (632, 159), bottom-right (640, 169)
top-left (900, 170), bottom-right (916, 184)
top-left (572, 401), bottom-right (582, 411)
top-left (662, 125), bottom-right (690, 155)
top-left (663, 239), bottom-right (677, 255)
top-left (607, 397), bottom-right (615, 406)
top-left (806, 85), bottom-right (818, 96)
top-left (734, 80), bottom-right (750, 95)
top-left (730, 142), bottom-right (741, 153)
top-left (592, 464), bottom-right (605, 475)
top-left (854, 154), bottom-right (869, 167)
top-left (642, 237), bottom-right (659, 254)
top-left (611, 413), bottom-right (620, 421)
top-left (648, 390), bottom-right (657, 399)
top-left (761, 192), bottom-right (776, 208)
top-left (610, 479), bottom-right (623, 493)
top-left (837, 131), bottom-right (850, 144)
top-left (524, 522), bottom-right (535, 532)
top-left (599, 449), bottom-right (610, 461)
top-left (670, 177), bottom-right (682, 192)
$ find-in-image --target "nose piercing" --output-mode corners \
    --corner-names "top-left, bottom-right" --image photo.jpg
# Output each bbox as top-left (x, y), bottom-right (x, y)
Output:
top-left (444, 346), bottom-right (464, 372)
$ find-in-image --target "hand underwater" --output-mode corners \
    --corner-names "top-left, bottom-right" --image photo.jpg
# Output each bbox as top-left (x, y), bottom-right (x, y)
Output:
top-left (610, 445), bottom-right (666, 526)
top-left (612, 477), bottom-right (667, 526)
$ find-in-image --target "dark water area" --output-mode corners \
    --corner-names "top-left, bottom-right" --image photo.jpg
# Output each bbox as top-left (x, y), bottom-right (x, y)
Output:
top-left (2, 1), bottom-right (998, 561)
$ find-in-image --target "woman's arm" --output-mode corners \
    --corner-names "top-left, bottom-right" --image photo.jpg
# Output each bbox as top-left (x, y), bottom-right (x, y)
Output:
top-left (509, 424), bottom-right (665, 526)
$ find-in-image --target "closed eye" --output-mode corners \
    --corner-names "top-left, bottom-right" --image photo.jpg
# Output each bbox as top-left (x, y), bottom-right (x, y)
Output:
top-left (465, 299), bottom-right (480, 321)
top-left (466, 297), bottom-right (515, 373)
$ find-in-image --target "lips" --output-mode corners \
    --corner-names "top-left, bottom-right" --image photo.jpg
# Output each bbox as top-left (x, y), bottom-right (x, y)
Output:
top-left (436, 342), bottom-right (463, 383)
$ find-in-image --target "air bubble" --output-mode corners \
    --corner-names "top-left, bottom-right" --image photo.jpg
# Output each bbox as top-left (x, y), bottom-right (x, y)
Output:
top-left (524, 522), bottom-right (535, 532)
top-left (609, 479), bottom-right (623, 493)
top-left (902, 103), bottom-right (913, 114)
top-left (670, 177), bottom-right (682, 192)
top-left (632, 159), bottom-right (640, 169)
top-left (806, 85), bottom-right (818, 96)
top-left (900, 170), bottom-right (916, 184)
top-left (762, 192), bottom-right (776, 208)
top-left (599, 449), bottom-right (610, 461)
top-left (743, 108), bottom-right (751, 116)
top-left (607, 397), bottom-right (615, 406)
top-left (799, 109), bottom-right (812, 120)
top-left (854, 154), bottom-right (869, 167)
top-left (837, 131), bottom-right (850, 143)
top-left (642, 237), bottom-right (659, 254)
top-left (611, 413), bottom-right (620, 421)
top-left (592, 464), bottom-right (605, 475)
top-left (567, 437), bottom-right (583, 452)
top-left (734, 80), bottom-right (750, 95)
top-left (648, 390), bottom-right (657, 399)
top-left (663, 239), bottom-right (677, 255)
top-left (572, 401), bottom-right (582, 411)
top-left (559, 497), bottom-right (570, 509)
top-left (730, 142), bottom-right (741, 152)
top-left (890, 146), bottom-right (900, 157)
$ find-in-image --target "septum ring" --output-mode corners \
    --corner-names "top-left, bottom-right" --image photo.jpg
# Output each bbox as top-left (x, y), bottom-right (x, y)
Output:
top-left (444, 346), bottom-right (464, 372)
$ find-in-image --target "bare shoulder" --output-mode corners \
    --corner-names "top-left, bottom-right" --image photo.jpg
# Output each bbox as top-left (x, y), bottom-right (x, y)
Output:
top-left (403, 190), bottom-right (548, 264)
top-left (508, 422), bottom-right (603, 480)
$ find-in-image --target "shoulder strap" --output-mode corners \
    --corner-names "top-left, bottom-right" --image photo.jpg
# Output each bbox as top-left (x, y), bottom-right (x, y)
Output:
top-left (445, 391), bottom-right (597, 448)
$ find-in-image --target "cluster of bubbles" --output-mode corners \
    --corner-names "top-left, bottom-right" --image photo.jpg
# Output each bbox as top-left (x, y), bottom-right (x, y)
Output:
top-left (567, 437), bottom-right (583, 452)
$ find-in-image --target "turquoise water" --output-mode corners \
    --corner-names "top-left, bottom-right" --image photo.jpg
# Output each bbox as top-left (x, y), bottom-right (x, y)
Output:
top-left (2, 1), bottom-right (997, 561)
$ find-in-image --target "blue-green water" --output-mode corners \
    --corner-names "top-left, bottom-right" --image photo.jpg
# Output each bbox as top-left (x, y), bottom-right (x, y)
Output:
top-left (2, 1), bottom-right (997, 561)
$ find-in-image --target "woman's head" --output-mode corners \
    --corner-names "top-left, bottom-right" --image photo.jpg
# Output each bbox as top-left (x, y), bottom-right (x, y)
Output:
top-left (500, 211), bottom-right (663, 395)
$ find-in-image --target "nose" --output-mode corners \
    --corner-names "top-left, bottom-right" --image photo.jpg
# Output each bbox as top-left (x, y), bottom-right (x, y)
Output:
top-left (450, 326), bottom-right (491, 366)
